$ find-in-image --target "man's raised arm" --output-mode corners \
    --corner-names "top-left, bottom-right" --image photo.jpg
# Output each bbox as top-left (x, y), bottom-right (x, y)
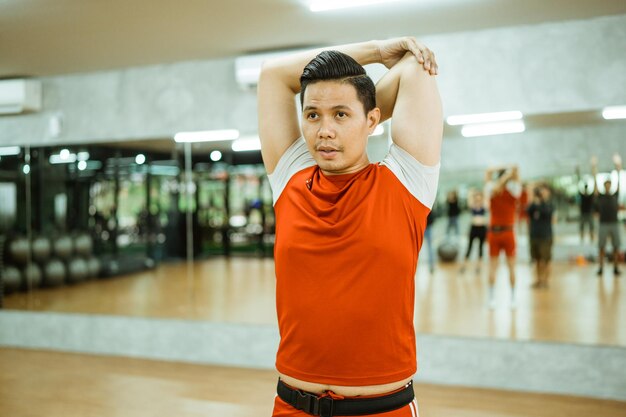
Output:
top-left (374, 37), bottom-right (442, 166)
top-left (257, 41), bottom-right (380, 174)
top-left (613, 153), bottom-right (622, 195)
top-left (257, 38), bottom-right (438, 174)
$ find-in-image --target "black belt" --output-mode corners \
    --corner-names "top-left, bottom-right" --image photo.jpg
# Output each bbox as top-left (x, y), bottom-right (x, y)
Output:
top-left (277, 379), bottom-right (414, 417)
top-left (490, 225), bottom-right (513, 232)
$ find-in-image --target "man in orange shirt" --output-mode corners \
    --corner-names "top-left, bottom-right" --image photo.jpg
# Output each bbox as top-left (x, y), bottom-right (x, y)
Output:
top-left (258, 38), bottom-right (442, 416)
top-left (484, 166), bottom-right (522, 309)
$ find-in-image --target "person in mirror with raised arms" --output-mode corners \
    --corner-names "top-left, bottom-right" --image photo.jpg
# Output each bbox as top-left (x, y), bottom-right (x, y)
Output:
top-left (483, 165), bottom-right (522, 309)
top-left (258, 37), bottom-right (441, 417)
top-left (592, 154), bottom-right (622, 277)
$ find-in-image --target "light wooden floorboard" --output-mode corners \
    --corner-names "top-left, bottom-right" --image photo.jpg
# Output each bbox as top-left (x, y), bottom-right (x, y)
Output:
top-left (4, 256), bottom-right (625, 346)
top-left (1, 348), bottom-right (624, 417)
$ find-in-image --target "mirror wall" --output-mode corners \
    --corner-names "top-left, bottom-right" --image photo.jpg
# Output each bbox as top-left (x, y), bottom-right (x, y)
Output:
top-left (1, 130), bottom-right (625, 348)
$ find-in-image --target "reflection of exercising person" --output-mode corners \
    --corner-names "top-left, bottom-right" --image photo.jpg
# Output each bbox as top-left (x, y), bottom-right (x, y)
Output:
top-left (258, 37), bottom-right (441, 416)
top-left (579, 184), bottom-right (595, 243)
top-left (460, 190), bottom-right (487, 274)
top-left (527, 184), bottom-right (555, 288)
top-left (575, 165), bottom-right (596, 243)
top-left (445, 190), bottom-right (460, 236)
top-left (592, 154), bottom-right (622, 276)
top-left (484, 166), bottom-right (521, 309)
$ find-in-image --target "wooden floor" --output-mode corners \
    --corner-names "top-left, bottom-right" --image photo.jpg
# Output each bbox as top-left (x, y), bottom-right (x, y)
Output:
top-left (1, 348), bottom-right (624, 417)
top-left (4, 254), bottom-right (625, 347)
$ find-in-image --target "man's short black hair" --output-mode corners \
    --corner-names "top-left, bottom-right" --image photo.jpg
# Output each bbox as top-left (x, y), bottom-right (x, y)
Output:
top-left (300, 50), bottom-right (376, 114)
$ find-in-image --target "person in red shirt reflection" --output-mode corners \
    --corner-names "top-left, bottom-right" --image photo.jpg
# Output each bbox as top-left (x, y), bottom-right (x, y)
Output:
top-left (484, 165), bottom-right (522, 309)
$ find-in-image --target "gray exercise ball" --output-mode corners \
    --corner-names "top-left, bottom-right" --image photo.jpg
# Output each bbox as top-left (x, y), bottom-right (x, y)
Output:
top-left (1, 266), bottom-right (22, 294)
top-left (53, 236), bottom-right (74, 260)
top-left (85, 256), bottom-right (101, 279)
top-left (437, 241), bottom-right (459, 263)
top-left (32, 236), bottom-right (52, 262)
top-left (43, 258), bottom-right (66, 287)
top-left (66, 258), bottom-right (89, 283)
top-left (9, 237), bottom-right (30, 265)
top-left (74, 234), bottom-right (93, 257)
top-left (22, 263), bottom-right (42, 290)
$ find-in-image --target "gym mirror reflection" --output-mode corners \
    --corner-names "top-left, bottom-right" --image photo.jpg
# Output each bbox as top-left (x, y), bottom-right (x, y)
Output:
top-left (0, 132), bottom-right (625, 347)
top-left (0, 139), bottom-right (276, 321)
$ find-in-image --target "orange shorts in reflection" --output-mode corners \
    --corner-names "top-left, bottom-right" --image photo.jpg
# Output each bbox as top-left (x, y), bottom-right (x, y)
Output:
top-left (271, 393), bottom-right (419, 417)
top-left (488, 229), bottom-right (516, 257)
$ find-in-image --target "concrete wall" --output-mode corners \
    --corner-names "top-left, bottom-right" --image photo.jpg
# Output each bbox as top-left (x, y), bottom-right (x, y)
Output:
top-left (440, 121), bottom-right (626, 184)
top-left (0, 14), bottom-right (625, 181)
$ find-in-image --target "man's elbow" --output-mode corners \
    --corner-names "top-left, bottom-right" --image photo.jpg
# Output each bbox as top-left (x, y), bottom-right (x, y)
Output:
top-left (259, 60), bottom-right (279, 81)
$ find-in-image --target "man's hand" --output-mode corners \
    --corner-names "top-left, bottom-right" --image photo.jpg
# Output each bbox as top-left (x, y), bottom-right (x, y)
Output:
top-left (377, 37), bottom-right (438, 75)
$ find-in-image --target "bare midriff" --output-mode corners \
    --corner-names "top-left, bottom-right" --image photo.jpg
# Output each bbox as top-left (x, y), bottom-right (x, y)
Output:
top-left (279, 373), bottom-right (414, 397)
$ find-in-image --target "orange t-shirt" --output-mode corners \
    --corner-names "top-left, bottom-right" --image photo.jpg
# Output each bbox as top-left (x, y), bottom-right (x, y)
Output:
top-left (268, 139), bottom-right (439, 386)
top-left (486, 181), bottom-right (521, 227)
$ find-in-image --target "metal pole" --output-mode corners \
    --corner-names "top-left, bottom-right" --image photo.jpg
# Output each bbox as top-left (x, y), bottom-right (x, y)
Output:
top-left (184, 142), bottom-right (194, 315)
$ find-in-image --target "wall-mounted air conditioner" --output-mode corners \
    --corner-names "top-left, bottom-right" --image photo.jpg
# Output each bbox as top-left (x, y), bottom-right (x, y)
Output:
top-left (234, 49), bottom-right (387, 91)
top-left (235, 50), bottom-right (297, 90)
top-left (0, 79), bottom-right (42, 115)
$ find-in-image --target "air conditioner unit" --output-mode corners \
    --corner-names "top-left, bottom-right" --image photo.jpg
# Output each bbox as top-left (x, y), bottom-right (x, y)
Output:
top-left (234, 50), bottom-right (388, 90)
top-left (0, 79), bottom-right (42, 115)
top-left (235, 50), bottom-right (299, 90)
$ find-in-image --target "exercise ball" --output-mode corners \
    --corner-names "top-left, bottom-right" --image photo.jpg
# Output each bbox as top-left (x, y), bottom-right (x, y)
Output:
top-left (9, 237), bottom-right (30, 265)
top-left (1, 266), bottom-right (22, 294)
top-left (32, 236), bottom-right (52, 262)
top-left (53, 236), bottom-right (74, 260)
top-left (22, 263), bottom-right (42, 290)
top-left (66, 258), bottom-right (88, 283)
top-left (85, 256), bottom-right (101, 279)
top-left (74, 234), bottom-right (93, 257)
top-left (43, 258), bottom-right (66, 287)
top-left (437, 240), bottom-right (459, 263)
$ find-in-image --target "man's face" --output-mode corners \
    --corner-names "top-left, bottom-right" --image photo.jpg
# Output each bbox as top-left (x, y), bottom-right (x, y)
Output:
top-left (604, 181), bottom-right (612, 193)
top-left (301, 81), bottom-right (379, 175)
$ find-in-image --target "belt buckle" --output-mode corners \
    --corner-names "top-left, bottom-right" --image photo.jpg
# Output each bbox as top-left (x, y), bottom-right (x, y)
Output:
top-left (294, 390), bottom-right (334, 417)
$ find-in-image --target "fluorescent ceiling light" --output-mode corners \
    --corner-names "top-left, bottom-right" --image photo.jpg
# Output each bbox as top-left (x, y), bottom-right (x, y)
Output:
top-left (232, 137), bottom-right (261, 152)
top-left (446, 111), bottom-right (523, 126)
top-left (602, 105), bottom-right (626, 120)
top-left (210, 150), bottom-right (223, 162)
top-left (49, 151), bottom-right (89, 164)
top-left (461, 120), bottom-right (525, 138)
top-left (174, 129), bottom-right (239, 143)
top-left (0, 146), bottom-right (21, 156)
top-left (135, 154), bottom-right (146, 165)
top-left (50, 153), bottom-right (77, 164)
top-left (309, 0), bottom-right (403, 12)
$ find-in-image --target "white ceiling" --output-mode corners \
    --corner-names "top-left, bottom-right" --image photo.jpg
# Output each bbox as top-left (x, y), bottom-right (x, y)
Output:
top-left (1, 0), bottom-right (625, 78)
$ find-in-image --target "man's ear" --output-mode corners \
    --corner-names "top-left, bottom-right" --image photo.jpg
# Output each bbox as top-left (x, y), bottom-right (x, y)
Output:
top-left (367, 107), bottom-right (381, 134)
